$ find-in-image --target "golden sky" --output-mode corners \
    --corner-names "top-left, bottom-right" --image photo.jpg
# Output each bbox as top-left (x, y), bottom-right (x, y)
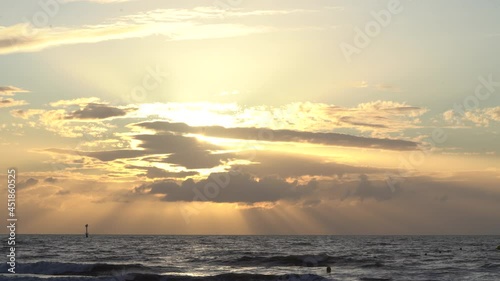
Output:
top-left (0, 0), bottom-right (499, 234)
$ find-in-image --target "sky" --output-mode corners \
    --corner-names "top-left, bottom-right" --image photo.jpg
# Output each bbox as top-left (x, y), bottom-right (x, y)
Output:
top-left (0, 0), bottom-right (499, 235)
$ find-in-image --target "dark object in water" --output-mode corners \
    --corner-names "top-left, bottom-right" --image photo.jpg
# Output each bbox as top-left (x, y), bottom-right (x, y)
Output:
top-left (496, 245), bottom-right (500, 250)
top-left (326, 266), bottom-right (331, 273)
top-left (460, 247), bottom-right (463, 250)
top-left (85, 224), bottom-right (89, 238)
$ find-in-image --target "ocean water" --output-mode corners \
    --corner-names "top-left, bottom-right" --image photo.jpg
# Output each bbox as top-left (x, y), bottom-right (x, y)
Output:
top-left (0, 235), bottom-right (499, 281)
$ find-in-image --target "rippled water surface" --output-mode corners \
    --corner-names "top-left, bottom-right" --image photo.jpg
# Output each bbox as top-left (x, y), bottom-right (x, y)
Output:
top-left (1, 235), bottom-right (499, 280)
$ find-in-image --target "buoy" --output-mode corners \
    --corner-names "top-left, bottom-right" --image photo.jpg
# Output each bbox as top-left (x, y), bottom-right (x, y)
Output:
top-left (496, 245), bottom-right (500, 250)
top-left (85, 224), bottom-right (89, 238)
top-left (326, 266), bottom-right (331, 273)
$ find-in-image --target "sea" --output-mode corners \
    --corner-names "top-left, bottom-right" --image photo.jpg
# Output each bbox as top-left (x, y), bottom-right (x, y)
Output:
top-left (0, 235), bottom-right (499, 281)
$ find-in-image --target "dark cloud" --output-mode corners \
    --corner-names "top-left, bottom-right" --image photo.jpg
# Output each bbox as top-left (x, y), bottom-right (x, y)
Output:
top-left (56, 190), bottom-right (71, 196)
top-left (137, 134), bottom-right (232, 169)
top-left (95, 133), bottom-right (223, 166)
top-left (10, 109), bottom-right (26, 118)
top-left (131, 171), bottom-right (500, 206)
top-left (135, 133), bottom-right (219, 153)
top-left (44, 133), bottom-right (229, 170)
top-left (342, 174), bottom-right (399, 201)
top-left (401, 175), bottom-right (500, 203)
top-left (164, 151), bottom-right (234, 169)
top-left (17, 178), bottom-right (39, 189)
top-left (384, 106), bottom-right (423, 112)
top-left (0, 86), bottom-right (27, 96)
top-left (142, 150), bottom-right (234, 170)
top-left (0, 98), bottom-right (27, 108)
top-left (134, 121), bottom-right (419, 151)
top-left (0, 86), bottom-right (16, 93)
top-left (45, 135), bottom-right (390, 177)
top-left (64, 103), bottom-right (135, 119)
top-left (85, 133), bottom-right (221, 162)
top-left (0, 36), bottom-right (32, 49)
top-left (44, 177), bottom-right (58, 183)
top-left (133, 172), bottom-right (318, 203)
top-left (85, 149), bottom-right (145, 161)
top-left (339, 116), bottom-right (388, 128)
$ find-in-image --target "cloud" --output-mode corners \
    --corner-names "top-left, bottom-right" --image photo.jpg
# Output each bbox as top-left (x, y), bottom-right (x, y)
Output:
top-left (44, 177), bottom-right (58, 183)
top-left (68, 133), bottom-right (223, 173)
top-left (443, 106), bottom-right (500, 127)
top-left (0, 98), bottom-right (27, 108)
top-left (346, 81), bottom-right (400, 92)
top-left (56, 190), bottom-right (71, 195)
top-left (79, 148), bottom-right (144, 161)
top-left (10, 100), bottom-right (134, 137)
top-left (0, 21), bottom-right (266, 55)
top-left (45, 132), bottom-right (222, 163)
top-left (443, 110), bottom-right (455, 122)
top-left (17, 178), bottom-right (39, 189)
top-left (135, 167), bottom-right (496, 205)
top-left (133, 172), bottom-right (318, 203)
top-left (10, 109), bottom-right (44, 119)
top-left (163, 151), bottom-right (235, 169)
top-left (355, 101), bottom-right (426, 117)
top-left (134, 101), bottom-right (426, 134)
top-left (134, 133), bottom-right (220, 155)
top-left (0, 85), bottom-right (29, 108)
top-left (332, 101), bottom-right (426, 131)
top-left (135, 121), bottom-right (420, 151)
top-left (0, 5), bottom-right (309, 55)
top-left (489, 107), bottom-right (500, 121)
top-left (338, 116), bottom-right (388, 129)
top-left (126, 165), bottom-right (198, 179)
top-left (0, 86), bottom-right (29, 96)
top-left (49, 97), bottom-right (102, 107)
top-left (44, 132), bottom-right (392, 179)
top-left (64, 103), bottom-right (135, 120)
top-left (342, 174), bottom-right (399, 201)
top-left (12, 108), bottom-right (113, 137)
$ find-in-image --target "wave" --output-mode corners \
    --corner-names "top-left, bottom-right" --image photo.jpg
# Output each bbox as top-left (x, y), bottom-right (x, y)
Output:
top-left (481, 263), bottom-right (500, 269)
top-left (0, 262), bottom-right (335, 281)
top-left (0, 273), bottom-right (333, 281)
top-left (0, 261), bottom-right (153, 276)
top-left (225, 254), bottom-right (384, 268)
top-left (123, 273), bottom-right (332, 281)
top-left (290, 242), bottom-right (313, 246)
